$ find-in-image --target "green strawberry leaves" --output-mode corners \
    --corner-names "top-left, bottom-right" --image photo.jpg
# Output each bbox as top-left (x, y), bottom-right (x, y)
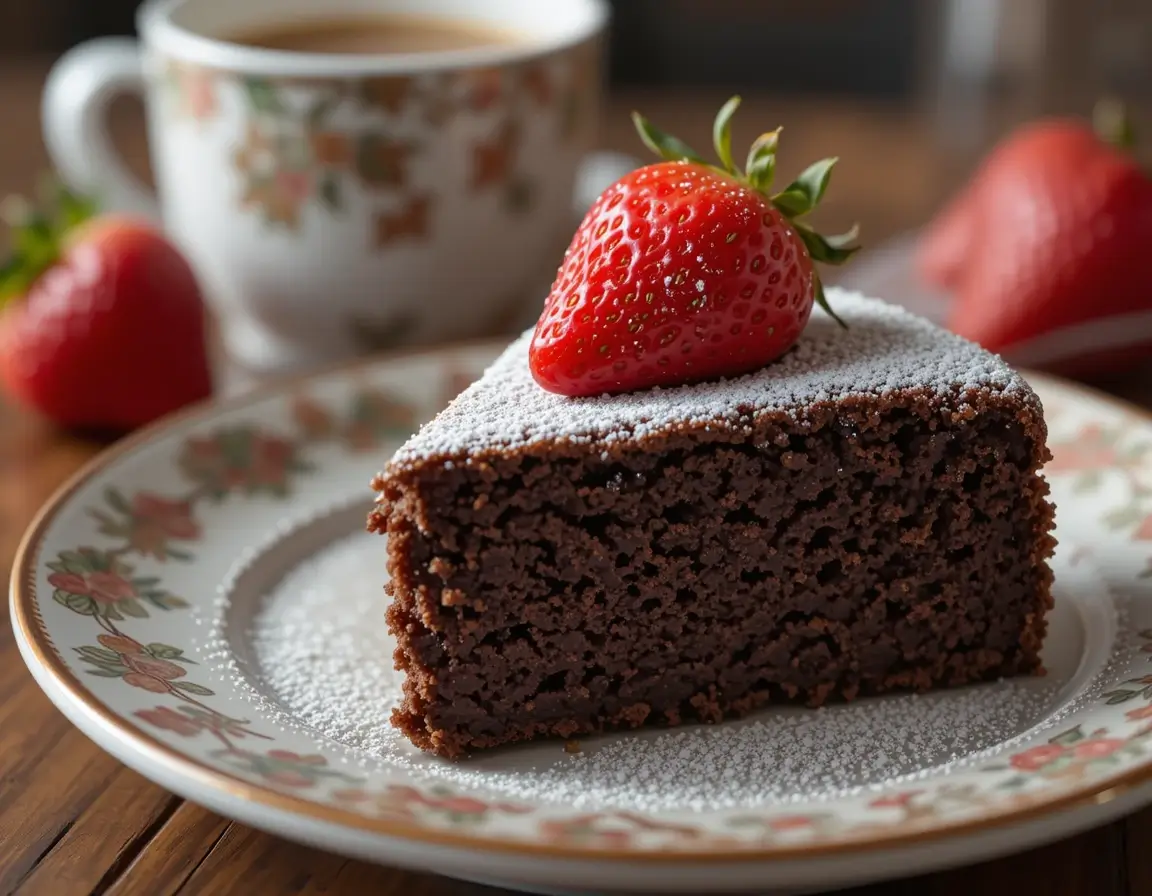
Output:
top-left (772, 157), bottom-right (839, 218)
top-left (746, 130), bottom-right (781, 193)
top-left (631, 112), bottom-right (706, 166)
top-left (1093, 97), bottom-right (1136, 152)
top-left (824, 223), bottom-right (862, 251)
top-left (0, 208), bottom-right (59, 304)
top-left (814, 279), bottom-right (847, 329)
top-left (0, 180), bottom-right (97, 306)
top-left (56, 184), bottom-right (98, 230)
top-left (712, 95), bottom-right (742, 174)
top-left (631, 96), bottom-right (860, 329)
top-left (796, 222), bottom-right (861, 265)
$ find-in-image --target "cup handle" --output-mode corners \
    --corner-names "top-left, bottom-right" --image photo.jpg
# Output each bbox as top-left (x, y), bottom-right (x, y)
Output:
top-left (42, 37), bottom-right (159, 219)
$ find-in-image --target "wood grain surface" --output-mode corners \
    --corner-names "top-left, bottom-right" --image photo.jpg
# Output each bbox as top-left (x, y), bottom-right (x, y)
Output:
top-left (1, 58), bottom-right (1150, 895)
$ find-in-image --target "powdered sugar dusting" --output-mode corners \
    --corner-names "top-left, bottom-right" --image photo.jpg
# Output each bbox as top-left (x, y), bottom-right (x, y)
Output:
top-left (388, 289), bottom-right (1032, 469)
top-left (249, 530), bottom-right (1071, 813)
top-left (249, 531), bottom-right (401, 751)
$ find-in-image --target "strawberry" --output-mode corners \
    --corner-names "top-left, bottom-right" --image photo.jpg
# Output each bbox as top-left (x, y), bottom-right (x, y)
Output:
top-left (0, 186), bottom-right (211, 430)
top-left (918, 101), bottom-right (1152, 376)
top-left (530, 97), bottom-right (859, 397)
top-left (917, 183), bottom-right (978, 292)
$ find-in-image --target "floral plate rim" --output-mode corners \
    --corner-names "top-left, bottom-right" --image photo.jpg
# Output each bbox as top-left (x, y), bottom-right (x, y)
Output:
top-left (10, 343), bottom-right (1152, 865)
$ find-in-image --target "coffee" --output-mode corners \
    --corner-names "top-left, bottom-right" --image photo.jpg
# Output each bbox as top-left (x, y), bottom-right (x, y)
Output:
top-left (226, 14), bottom-right (523, 55)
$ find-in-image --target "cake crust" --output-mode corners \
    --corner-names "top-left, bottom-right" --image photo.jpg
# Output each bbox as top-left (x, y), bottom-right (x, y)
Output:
top-left (371, 291), bottom-right (1055, 758)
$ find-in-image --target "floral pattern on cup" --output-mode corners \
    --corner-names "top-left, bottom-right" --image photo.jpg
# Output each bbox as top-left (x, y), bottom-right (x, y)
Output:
top-left (161, 50), bottom-right (587, 242)
top-left (373, 194), bottom-right (432, 248)
top-left (228, 76), bottom-right (423, 232)
top-left (164, 59), bottom-right (218, 122)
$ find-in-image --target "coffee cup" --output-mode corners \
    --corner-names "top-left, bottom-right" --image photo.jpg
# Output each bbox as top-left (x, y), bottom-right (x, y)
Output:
top-left (43, 0), bottom-right (611, 375)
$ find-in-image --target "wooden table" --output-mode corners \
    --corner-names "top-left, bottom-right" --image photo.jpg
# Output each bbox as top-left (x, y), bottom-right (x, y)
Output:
top-left (2, 59), bottom-right (1152, 895)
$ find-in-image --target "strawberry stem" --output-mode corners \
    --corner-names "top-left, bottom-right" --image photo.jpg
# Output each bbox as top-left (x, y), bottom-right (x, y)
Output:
top-left (632, 97), bottom-right (860, 329)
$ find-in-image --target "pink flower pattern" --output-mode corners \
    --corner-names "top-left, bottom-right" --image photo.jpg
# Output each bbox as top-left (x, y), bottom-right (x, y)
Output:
top-left (1010, 744), bottom-right (1066, 771)
top-left (136, 706), bottom-right (203, 736)
top-left (48, 570), bottom-right (135, 605)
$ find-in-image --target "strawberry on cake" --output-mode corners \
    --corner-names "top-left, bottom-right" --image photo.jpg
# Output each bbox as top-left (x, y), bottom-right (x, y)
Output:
top-left (370, 100), bottom-right (1056, 758)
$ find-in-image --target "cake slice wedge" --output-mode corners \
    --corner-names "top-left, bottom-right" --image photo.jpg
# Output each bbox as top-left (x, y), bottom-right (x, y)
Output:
top-left (369, 290), bottom-right (1056, 758)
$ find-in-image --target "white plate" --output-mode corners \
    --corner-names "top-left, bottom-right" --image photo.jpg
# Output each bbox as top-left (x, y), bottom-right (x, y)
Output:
top-left (13, 339), bottom-right (1152, 894)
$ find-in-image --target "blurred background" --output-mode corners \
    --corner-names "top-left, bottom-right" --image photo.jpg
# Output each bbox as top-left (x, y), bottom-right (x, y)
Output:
top-left (3, 0), bottom-right (1151, 244)
top-left (7, 0), bottom-right (1152, 106)
top-left (7, 0), bottom-right (1152, 107)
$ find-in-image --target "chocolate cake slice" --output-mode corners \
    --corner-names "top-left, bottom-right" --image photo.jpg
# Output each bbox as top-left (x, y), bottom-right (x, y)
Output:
top-left (370, 290), bottom-right (1055, 758)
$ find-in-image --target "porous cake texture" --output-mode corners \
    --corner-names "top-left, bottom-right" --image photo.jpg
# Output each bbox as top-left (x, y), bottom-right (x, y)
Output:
top-left (369, 290), bottom-right (1056, 758)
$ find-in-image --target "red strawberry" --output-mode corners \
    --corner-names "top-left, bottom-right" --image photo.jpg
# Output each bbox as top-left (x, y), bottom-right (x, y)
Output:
top-left (530, 97), bottom-right (859, 396)
top-left (0, 187), bottom-right (211, 430)
top-left (917, 183), bottom-right (979, 291)
top-left (919, 101), bottom-right (1152, 376)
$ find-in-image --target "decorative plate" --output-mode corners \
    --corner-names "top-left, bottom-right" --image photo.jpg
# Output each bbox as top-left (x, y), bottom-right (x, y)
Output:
top-left (13, 339), bottom-right (1152, 895)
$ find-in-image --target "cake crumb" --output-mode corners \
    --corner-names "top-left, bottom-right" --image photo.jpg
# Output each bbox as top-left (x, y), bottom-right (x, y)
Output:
top-left (440, 587), bottom-right (466, 606)
top-left (564, 738), bottom-right (582, 754)
top-left (428, 557), bottom-right (455, 579)
top-left (244, 530), bottom-right (1070, 814)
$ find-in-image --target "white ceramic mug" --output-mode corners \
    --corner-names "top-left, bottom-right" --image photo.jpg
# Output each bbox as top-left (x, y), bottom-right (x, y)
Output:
top-left (43, 0), bottom-right (612, 375)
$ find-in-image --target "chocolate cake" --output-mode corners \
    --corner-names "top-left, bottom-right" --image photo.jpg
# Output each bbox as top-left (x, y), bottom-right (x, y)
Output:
top-left (369, 289), bottom-right (1056, 758)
